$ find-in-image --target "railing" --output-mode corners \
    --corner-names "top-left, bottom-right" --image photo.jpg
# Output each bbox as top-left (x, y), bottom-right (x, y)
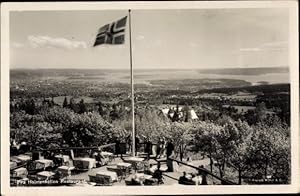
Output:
top-left (34, 143), bottom-right (116, 152)
top-left (32, 142), bottom-right (157, 155)
top-left (167, 157), bottom-right (237, 185)
top-left (12, 143), bottom-right (117, 165)
top-left (10, 163), bottom-right (27, 171)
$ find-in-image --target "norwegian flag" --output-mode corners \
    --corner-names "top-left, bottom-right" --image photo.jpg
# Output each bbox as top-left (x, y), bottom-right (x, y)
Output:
top-left (93, 16), bottom-right (127, 46)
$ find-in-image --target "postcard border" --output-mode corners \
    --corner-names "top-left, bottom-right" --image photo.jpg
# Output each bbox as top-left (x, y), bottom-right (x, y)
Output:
top-left (1, 1), bottom-right (299, 195)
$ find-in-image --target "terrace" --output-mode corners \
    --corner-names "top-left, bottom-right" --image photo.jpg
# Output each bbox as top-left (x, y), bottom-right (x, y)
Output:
top-left (10, 143), bottom-right (236, 187)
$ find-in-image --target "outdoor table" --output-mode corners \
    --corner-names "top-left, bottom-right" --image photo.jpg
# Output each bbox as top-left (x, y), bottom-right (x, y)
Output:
top-left (37, 171), bottom-right (55, 180)
top-left (135, 173), bottom-right (153, 180)
top-left (117, 162), bottom-right (132, 177)
top-left (35, 159), bottom-right (54, 170)
top-left (96, 171), bottom-right (118, 182)
top-left (12, 167), bottom-right (28, 178)
top-left (150, 164), bottom-right (168, 172)
top-left (57, 165), bottom-right (75, 176)
top-left (127, 157), bottom-right (144, 162)
top-left (148, 159), bottom-right (157, 165)
top-left (10, 161), bottom-right (17, 169)
top-left (101, 151), bottom-right (113, 157)
top-left (16, 154), bottom-right (31, 162)
top-left (107, 165), bottom-right (118, 171)
top-left (108, 165), bottom-right (130, 180)
top-left (10, 156), bottom-right (22, 165)
top-left (126, 157), bottom-right (145, 171)
top-left (117, 162), bottom-right (132, 169)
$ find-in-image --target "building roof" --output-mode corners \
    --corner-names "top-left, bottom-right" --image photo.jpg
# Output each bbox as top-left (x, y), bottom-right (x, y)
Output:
top-left (161, 107), bottom-right (198, 120)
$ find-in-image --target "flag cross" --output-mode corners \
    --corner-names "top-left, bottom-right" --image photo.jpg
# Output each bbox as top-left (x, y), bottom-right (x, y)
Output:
top-left (94, 16), bottom-right (127, 46)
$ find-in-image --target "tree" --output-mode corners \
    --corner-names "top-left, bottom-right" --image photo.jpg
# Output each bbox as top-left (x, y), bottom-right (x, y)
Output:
top-left (245, 102), bottom-right (267, 125)
top-left (255, 102), bottom-right (267, 122)
top-left (109, 103), bottom-right (119, 120)
top-left (166, 122), bottom-right (193, 161)
top-left (191, 121), bottom-right (221, 172)
top-left (69, 97), bottom-right (75, 111)
top-left (246, 120), bottom-right (290, 182)
top-left (50, 97), bottom-right (55, 107)
top-left (78, 99), bottom-right (87, 114)
top-left (244, 102), bottom-right (268, 125)
top-left (23, 99), bottom-right (36, 115)
top-left (228, 120), bottom-right (253, 184)
top-left (45, 106), bottom-right (120, 147)
top-left (62, 112), bottom-right (118, 147)
top-left (11, 105), bottom-right (121, 149)
top-left (212, 120), bottom-right (239, 178)
top-left (97, 101), bottom-right (106, 116)
top-left (244, 110), bottom-right (256, 125)
top-left (63, 96), bottom-right (68, 108)
top-left (11, 114), bottom-right (61, 149)
top-left (191, 119), bottom-right (243, 179)
top-left (117, 107), bottom-right (171, 144)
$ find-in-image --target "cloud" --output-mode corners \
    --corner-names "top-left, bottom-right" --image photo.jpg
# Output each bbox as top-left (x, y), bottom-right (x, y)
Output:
top-left (27, 35), bottom-right (87, 50)
top-left (12, 42), bottom-right (25, 48)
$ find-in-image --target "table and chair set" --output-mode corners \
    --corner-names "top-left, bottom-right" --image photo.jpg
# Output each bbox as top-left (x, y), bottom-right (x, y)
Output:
top-left (89, 162), bottom-right (132, 185)
top-left (88, 156), bottom-right (165, 186)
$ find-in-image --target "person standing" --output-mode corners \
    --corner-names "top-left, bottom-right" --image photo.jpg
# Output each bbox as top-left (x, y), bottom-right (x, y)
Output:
top-left (135, 136), bottom-right (140, 156)
top-left (162, 139), bottom-right (167, 157)
top-left (166, 140), bottom-right (174, 158)
top-left (145, 139), bottom-right (152, 160)
top-left (156, 139), bottom-right (162, 159)
top-left (115, 138), bottom-right (120, 157)
top-left (198, 165), bottom-right (208, 185)
top-left (126, 134), bottom-right (132, 154)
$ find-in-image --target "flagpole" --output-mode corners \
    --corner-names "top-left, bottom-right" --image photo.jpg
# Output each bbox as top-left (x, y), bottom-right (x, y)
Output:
top-left (128, 9), bottom-right (135, 157)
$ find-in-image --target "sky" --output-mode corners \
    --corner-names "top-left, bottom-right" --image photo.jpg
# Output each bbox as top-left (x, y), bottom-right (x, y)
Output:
top-left (10, 8), bottom-right (289, 69)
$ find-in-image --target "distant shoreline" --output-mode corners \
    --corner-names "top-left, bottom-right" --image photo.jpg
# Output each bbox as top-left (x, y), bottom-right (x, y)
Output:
top-left (10, 67), bottom-right (290, 84)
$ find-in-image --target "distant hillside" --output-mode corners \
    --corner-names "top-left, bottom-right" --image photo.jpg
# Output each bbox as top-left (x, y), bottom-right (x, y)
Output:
top-left (10, 69), bottom-right (108, 80)
top-left (196, 83), bottom-right (290, 94)
top-left (198, 67), bottom-right (289, 75)
top-left (148, 78), bottom-right (252, 91)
